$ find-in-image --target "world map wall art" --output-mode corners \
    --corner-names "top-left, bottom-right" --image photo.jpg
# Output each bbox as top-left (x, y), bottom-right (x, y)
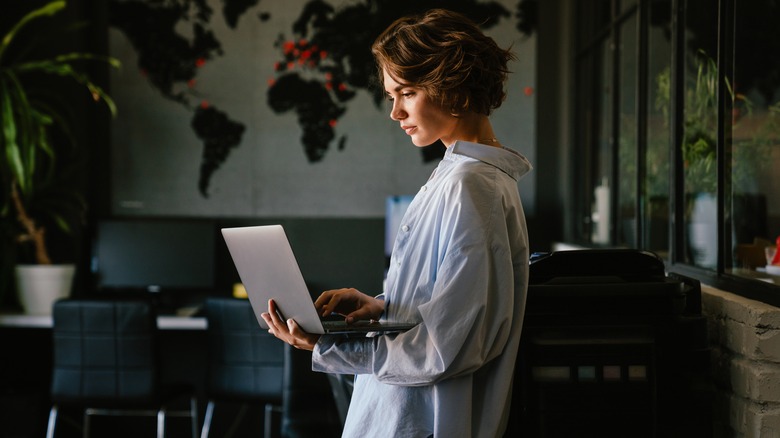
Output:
top-left (108, 0), bottom-right (537, 218)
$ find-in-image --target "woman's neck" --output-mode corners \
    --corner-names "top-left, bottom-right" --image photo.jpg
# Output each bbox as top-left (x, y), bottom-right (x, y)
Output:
top-left (442, 112), bottom-right (501, 147)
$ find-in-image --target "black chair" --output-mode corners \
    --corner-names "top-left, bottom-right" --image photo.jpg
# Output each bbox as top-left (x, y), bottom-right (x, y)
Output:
top-left (200, 297), bottom-right (284, 438)
top-left (508, 250), bottom-right (711, 437)
top-left (325, 373), bottom-right (354, 427)
top-left (281, 345), bottom-right (343, 438)
top-left (46, 298), bottom-right (198, 438)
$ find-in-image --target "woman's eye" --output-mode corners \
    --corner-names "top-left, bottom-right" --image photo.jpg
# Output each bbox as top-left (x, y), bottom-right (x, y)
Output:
top-left (402, 92), bottom-right (414, 98)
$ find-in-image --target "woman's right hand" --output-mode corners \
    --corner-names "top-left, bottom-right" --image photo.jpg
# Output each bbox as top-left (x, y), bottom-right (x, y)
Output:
top-left (261, 299), bottom-right (320, 351)
top-left (314, 288), bottom-right (385, 324)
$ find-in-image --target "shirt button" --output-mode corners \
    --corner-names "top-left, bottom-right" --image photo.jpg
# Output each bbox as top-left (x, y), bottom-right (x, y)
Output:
top-left (421, 186), bottom-right (427, 192)
top-left (401, 225), bottom-right (410, 232)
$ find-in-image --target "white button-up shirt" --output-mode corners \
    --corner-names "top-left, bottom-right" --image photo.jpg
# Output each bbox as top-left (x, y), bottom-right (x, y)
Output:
top-left (313, 141), bottom-right (532, 437)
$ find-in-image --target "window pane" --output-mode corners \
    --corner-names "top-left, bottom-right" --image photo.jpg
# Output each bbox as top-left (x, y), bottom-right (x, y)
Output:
top-left (729, 1), bottom-right (780, 284)
top-left (577, 0), bottom-right (613, 50)
top-left (617, 13), bottom-right (638, 247)
top-left (683, 0), bottom-right (719, 269)
top-left (574, 37), bottom-right (612, 245)
top-left (645, 0), bottom-right (672, 259)
top-left (591, 38), bottom-right (614, 245)
top-left (574, 54), bottom-right (593, 242)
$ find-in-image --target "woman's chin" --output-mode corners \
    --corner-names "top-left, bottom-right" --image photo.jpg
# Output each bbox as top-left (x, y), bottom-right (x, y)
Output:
top-left (411, 137), bottom-right (434, 147)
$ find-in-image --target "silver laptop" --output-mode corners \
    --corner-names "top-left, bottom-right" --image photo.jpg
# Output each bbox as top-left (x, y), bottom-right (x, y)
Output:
top-left (221, 225), bottom-right (417, 335)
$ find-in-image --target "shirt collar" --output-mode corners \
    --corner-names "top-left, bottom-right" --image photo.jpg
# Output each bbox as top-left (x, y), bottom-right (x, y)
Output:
top-left (446, 141), bottom-right (533, 181)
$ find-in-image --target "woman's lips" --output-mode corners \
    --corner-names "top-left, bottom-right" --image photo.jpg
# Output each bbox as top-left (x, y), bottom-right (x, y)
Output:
top-left (402, 125), bottom-right (416, 135)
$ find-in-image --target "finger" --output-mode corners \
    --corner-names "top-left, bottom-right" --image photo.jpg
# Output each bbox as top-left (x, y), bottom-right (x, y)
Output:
top-left (286, 318), bottom-right (297, 334)
top-left (313, 290), bottom-right (334, 308)
top-left (287, 319), bottom-right (318, 350)
top-left (314, 290), bottom-right (342, 316)
top-left (345, 307), bottom-right (374, 324)
top-left (287, 318), bottom-right (309, 336)
top-left (267, 299), bottom-right (287, 328)
top-left (271, 299), bottom-right (288, 320)
top-left (260, 312), bottom-right (272, 327)
top-left (316, 293), bottom-right (346, 317)
top-left (285, 319), bottom-right (303, 347)
top-left (260, 312), bottom-right (283, 340)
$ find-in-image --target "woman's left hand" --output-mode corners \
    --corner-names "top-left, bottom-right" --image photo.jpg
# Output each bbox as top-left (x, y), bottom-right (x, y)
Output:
top-left (261, 299), bottom-right (320, 351)
top-left (314, 288), bottom-right (385, 323)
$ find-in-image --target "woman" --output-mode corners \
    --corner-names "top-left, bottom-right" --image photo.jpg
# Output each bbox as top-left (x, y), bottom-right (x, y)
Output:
top-left (262, 8), bottom-right (532, 437)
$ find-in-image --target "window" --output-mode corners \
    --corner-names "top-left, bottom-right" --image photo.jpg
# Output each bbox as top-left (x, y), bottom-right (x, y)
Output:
top-left (571, 0), bottom-right (780, 305)
top-left (727, 1), bottom-right (780, 280)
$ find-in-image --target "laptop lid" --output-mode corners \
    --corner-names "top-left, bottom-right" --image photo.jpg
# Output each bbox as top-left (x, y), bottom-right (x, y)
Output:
top-left (221, 225), bottom-right (416, 335)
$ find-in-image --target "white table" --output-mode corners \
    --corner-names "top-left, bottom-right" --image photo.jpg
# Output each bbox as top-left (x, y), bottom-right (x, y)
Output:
top-left (0, 312), bottom-right (207, 330)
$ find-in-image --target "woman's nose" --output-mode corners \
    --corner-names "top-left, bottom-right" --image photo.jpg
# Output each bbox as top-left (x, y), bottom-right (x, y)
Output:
top-left (390, 101), bottom-right (405, 121)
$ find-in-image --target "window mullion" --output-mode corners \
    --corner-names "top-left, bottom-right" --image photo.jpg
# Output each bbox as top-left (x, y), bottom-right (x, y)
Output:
top-left (715, 0), bottom-right (735, 273)
top-left (669, 0), bottom-right (687, 263)
top-left (636, 0), bottom-right (649, 250)
top-left (610, 0), bottom-right (621, 245)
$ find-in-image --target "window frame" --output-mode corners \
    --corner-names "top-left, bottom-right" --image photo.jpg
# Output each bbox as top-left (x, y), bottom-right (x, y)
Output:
top-left (569, 0), bottom-right (780, 307)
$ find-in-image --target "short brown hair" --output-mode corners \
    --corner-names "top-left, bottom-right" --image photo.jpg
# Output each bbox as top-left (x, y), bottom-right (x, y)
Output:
top-left (371, 8), bottom-right (515, 116)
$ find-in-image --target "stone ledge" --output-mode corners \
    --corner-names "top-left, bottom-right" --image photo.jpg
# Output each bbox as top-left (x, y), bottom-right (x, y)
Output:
top-left (731, 358), bottom-right (780, 402)
top-left (702, 286), bottom-right (780, 437)
top-left (710, 347), bottom-right (780, 402)
top-left (703, 286), bottom-right (780, 362)
top-left (702, 286), bottom-right (780, 328)
top-left (729, 394), bottom-right (780, 438)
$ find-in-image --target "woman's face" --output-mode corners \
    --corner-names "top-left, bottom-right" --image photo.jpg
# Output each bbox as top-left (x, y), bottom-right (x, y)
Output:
top-left (383, 69), bottom-right (458, 147)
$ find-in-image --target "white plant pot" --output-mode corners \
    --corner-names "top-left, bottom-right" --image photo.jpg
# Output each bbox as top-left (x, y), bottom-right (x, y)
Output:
top-left (15, 264), bottom-right (76, 315)
top-left (688, 193), bottom-right (718, 269)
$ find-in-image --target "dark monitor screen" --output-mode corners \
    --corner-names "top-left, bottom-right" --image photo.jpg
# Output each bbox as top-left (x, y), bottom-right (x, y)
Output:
top-left (93, 219), bottom-right (215, 293)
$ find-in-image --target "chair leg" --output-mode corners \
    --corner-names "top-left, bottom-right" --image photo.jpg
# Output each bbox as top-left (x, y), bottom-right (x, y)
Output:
top-left (190, 397), bottom-right (199, 438)
top-left (46, 405), bottom-right (58, 438)
top-left (200, 400), bottom-right (215, 438)
top-left (157, 408), bottom-right (166, 438)
top-left (264, 403), bottom-right (272, 438)
top-left (83, 409), bottom-right (91, 438)
top-left (264, 404), bottom-right (282, 438)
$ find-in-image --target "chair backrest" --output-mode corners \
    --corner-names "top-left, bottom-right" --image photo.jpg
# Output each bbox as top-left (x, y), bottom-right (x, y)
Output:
top-left (282, 345), bottom-right (342, 437)
top-left (51, 299), bottom-right (160, 405)
top-left (204, 297), bottom-right (284, 401)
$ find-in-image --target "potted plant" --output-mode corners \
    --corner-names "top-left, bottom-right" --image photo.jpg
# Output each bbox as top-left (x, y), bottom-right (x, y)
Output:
top-left (654, 50), bottom-right (779, 268)
top-left (0, 1), bottom-right (117, 314)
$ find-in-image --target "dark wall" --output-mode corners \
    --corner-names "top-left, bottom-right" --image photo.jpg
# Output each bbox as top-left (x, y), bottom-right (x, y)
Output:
top-left (85, 217), bottom-right (387, 310)
top-left (212, 217), bottom-right (388, 299)
top-left (84, 0), bottom-right (385, 302)
top-left (4, 1), bottom-right (559, 309)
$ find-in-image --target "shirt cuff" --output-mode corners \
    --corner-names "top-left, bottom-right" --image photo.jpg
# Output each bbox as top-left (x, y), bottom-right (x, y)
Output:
top-left (375, 294), bottom-right (385, 319)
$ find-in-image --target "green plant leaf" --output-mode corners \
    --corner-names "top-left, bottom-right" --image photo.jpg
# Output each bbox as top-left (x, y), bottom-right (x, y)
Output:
top-left (1, 0), bottom-right (118, 265)
top-left (1, 81), bottom-right (26, 193)
top-left (16, 55), bottom-right (120, 117)
top-left (0, 1), bottom-right (66, 62)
